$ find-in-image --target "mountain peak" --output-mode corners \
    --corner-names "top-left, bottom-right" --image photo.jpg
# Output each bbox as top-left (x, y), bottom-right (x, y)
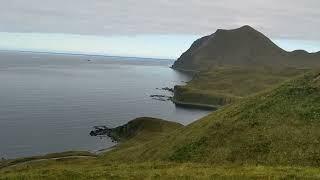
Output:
top-left (172, 25), bottom-right (286, 70)
top-left (216, 25), bottom-right (257, 34)
top-left (239, 25), bottom-right (255, 30)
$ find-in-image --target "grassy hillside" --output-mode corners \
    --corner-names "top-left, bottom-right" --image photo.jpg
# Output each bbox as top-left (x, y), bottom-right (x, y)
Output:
top-left (105, 117), bottom-right (183, 142)
top-left (103, 117), bottom-right (184, 158)
top-left (171, 25), bottom-right (319, 107)
top-left (2, 160), bottom-right (320, 179)
top-left (2, 72), bottom-right (320, 179)
top-left (1, 73), bottom-right (320, 179)
top-left (104, 71), bottom-right (320, 166)
top-left (173, 66), bottom-right (307, 107)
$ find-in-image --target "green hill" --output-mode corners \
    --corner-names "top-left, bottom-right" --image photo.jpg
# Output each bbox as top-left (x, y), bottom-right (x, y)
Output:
top-left (172, 25), bottom-right (320, 71)
top-left (104, 72), bottom-right (320, 166)
top-left (173, 66), bottom-right (307, 108)
top-left (171, 25), bottom-right (320, 108)
top-left (102, 117), bottom-right (183, 142)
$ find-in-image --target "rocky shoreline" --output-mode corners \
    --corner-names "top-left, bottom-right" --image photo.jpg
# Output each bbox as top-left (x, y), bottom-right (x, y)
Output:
top-left (90, 126), bottom-right (115, 139)
top-left (149, 85), bottom-right (221, 108)
top-left (90, 117), bottom-right (183, 143)
top-left (90, 85), bottom-right (215, 142)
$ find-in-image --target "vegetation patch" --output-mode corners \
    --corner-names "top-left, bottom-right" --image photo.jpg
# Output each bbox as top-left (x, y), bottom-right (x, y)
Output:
top-left (169, 137), bottom-right (208, 162)
top-left (173, 66), bottom-right (307, 107)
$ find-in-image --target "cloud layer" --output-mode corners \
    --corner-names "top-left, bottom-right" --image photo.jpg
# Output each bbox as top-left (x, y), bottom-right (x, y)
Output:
top-left (0, 0), bottom-right (319, 40)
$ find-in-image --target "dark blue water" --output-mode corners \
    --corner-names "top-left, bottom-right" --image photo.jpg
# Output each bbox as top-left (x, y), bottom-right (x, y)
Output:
top-left (0, 51), bottom-right (211, 159)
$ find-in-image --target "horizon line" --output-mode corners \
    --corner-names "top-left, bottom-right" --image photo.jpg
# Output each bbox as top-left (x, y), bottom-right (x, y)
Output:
top-left (0, 49), bottom-right (175, 61)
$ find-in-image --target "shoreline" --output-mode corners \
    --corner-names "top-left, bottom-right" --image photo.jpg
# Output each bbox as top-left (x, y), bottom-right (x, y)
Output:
top-left (172, 98), bottom-right (219, 110)
top-left (0, 66), bottom-right (208, 162)
top-left (171, 66), bottom-right (218, 110)
top-left (170, 66), bottom-right (200, 74)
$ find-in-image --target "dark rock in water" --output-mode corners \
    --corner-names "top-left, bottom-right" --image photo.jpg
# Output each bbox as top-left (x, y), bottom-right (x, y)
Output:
top-left (152, 97), bottom-right (167, 101)
top-left (150, 95), bottom-right (166, 98)
top-left (90, 126), bottom-right (111, 136)
top-left (156, 87), bottom-right (174, 93)
top-left (162, 87), bottom-right (174, 93)
top-left (150, 94), bottom-right (172, 101)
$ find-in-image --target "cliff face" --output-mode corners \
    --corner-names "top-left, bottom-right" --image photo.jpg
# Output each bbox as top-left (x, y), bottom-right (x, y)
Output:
top-left (172, 25), bottom-right (320, 71)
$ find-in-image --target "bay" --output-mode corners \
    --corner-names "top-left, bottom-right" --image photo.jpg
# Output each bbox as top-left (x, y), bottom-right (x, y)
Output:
top-left (0, 51), bottom-right (211, 159)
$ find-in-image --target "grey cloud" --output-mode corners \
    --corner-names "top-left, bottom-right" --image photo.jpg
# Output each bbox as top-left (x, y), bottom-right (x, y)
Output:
top-left (0, 0), bottom-right (319, 40)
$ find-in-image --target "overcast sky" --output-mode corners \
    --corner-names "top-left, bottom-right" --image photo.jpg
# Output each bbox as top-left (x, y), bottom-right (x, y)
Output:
top-left (0, 0), bottom-right (319, 39)
top-left (0, 0), bottom-right (319, 58)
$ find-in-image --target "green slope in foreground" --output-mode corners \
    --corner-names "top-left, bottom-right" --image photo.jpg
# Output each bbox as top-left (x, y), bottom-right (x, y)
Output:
top-left (104, 71), bottom-right (320, 166)
top-left (1, 71), bottom-right (320, 179)
top-left (2, 160), bottom-right (320, 179)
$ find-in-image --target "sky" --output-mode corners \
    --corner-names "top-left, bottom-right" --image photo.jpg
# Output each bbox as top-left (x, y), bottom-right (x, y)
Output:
top-left (0, 0), bottom-right (320, 58)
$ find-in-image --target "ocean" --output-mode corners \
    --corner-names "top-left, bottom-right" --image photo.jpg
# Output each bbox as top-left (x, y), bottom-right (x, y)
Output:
top-left (0, 51), bottom-right (210, 159)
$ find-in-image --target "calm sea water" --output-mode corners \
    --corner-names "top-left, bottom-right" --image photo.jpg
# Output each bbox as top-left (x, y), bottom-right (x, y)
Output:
top-left (0, 51), bottom-right (211, 159)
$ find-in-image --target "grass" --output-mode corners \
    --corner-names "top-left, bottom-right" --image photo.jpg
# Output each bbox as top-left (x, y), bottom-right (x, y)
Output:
top-left (1, 160), bottom-right (320, 179)
top-left (107, 117), bottom-right (183, 142)
top-left (173, 66), bottom-right (308, 107)
top-left (1, 70), bottom-right (320, 179)
top-left (103, 71), bottom-right (320, 166)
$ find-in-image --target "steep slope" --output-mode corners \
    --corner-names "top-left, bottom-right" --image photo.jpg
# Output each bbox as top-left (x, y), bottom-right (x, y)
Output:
top-left (105, 72), bottom-right (320, 166)
top-left (173, 66), bottom-right (307, 108)
top-left (172, 25), bottom-right (320, 71)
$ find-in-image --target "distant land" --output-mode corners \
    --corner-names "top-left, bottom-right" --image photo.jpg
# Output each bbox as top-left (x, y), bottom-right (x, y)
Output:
top-left (172, 25), bottom-right (320, 71)
top-left (0, 49), bottom-right (174, 61)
